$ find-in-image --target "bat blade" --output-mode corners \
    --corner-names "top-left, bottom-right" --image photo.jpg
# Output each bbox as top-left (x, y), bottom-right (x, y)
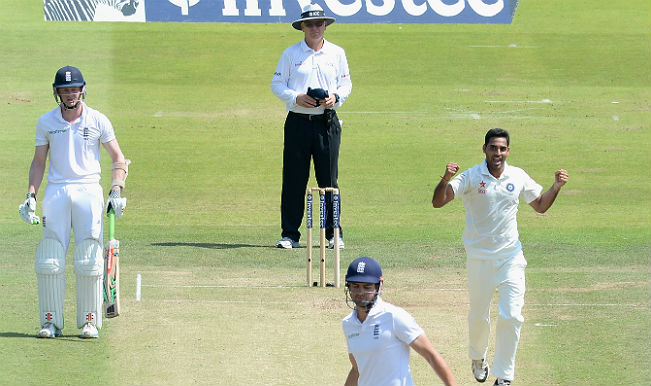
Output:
top-left (103, 238), bottom-right (120, 318)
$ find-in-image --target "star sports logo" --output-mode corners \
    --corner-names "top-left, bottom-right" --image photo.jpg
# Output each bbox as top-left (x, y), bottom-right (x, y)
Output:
top-left (478, 180), bottom-right (487, 194)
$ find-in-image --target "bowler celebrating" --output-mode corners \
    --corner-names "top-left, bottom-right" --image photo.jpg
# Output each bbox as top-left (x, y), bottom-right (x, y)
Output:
top-left (431, 128), bottom-right (568, 385)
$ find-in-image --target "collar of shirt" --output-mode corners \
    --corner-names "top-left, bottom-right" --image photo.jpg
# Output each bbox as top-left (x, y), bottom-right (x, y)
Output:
top-left (481, 159), bottom-right (511, 180)
top-left (300, 38), bottom-right (332, 54)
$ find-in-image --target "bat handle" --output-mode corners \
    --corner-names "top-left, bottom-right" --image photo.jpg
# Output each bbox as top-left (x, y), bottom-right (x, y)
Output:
top-left (108, 208), bottom-right (115, 240)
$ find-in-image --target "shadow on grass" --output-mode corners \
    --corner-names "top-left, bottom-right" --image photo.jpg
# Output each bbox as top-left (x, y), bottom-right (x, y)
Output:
top-left (0, 332), bottom-right (34, 338)
top-left (0, 332), bottom-right (92, 342)
top-left (151, 242), bottom-right (272, 249)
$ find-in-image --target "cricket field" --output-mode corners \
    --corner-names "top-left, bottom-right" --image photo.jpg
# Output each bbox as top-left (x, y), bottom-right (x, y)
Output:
top-left (0, 0), bottom-right (649, 384)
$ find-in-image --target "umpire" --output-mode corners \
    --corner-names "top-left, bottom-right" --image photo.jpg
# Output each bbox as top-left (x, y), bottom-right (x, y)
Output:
top-left (271, 3), bottom-right (352, 249)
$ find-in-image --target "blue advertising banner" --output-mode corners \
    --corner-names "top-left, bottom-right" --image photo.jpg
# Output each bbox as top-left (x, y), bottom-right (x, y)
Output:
top-left (44, 0), bottom-right (519, 24)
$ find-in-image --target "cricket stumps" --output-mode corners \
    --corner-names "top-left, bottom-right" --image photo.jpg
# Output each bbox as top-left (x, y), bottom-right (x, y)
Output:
top-left (306, 187), bottom-right (341, 288)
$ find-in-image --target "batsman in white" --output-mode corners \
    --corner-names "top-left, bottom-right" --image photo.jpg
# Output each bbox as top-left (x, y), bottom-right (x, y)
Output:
top-left (19, 66), bottom-right (129, 339)
top-left (342, 256), bottom-right (457, 386)
top-left (432, 128), bottom-right (568, 385)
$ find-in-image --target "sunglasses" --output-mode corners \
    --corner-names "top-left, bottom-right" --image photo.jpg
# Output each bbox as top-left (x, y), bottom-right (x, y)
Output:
top-left (303, 20), bottom-right (324, 28)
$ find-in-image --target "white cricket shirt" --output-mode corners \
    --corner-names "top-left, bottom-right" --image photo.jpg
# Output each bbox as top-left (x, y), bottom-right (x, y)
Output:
top-left (449, 160), bottom-right (543, 260)
top-left (342, 297), bottom-right (424, 386)
top-left (271, 39), bottom-right (352, 114)
top-left (35, 102), bottom-right (116, 184)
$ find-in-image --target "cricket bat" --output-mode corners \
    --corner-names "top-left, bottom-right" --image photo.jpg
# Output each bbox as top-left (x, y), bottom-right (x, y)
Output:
top-left (103, 208), bottom-right (120, 318)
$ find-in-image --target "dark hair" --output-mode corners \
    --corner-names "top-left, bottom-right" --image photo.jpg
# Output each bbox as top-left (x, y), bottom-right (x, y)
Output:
top-left (485, 128), bottom-right (510, 146)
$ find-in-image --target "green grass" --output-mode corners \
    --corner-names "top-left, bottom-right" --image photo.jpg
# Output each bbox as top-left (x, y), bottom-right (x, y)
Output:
top-left (1, 0), bottom-right (650, 384)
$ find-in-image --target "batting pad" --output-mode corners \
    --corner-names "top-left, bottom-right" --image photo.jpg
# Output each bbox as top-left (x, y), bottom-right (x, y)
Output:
top-left (74, 239), bottom-right (104, 329)
top-left (35, 238), bottom-right (66, 330)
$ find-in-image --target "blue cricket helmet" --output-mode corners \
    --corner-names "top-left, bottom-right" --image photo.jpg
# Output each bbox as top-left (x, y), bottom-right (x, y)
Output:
top-left (53, 66), bottom-right (86, 89)
top-left (345, 256), bottom-right (383, 284)
top-left (52, 66), bottom-right (86, 107)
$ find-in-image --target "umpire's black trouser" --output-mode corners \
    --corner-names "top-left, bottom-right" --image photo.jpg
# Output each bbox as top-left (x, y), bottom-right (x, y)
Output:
top-left (281, 110), bottom-right (342, 242)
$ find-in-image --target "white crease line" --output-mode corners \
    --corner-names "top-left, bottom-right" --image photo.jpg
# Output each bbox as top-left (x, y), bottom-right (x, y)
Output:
top-left (419, 288), bottom-right (465, 291)
top-left (469, 45), bottom-right (539, 48)
top-left (343, 111), bottom-right (430, 114)
top-left (161, 299), bottom-right (299, 304)
top-left (145, 284), bottom-right (467, 290)
top-left (143, 284), bottom-right (306, 289)
top-left (151, 298), bottom-right (645, 309)
top-left (450, 113), bottom-right (481, 119)
top-left (491, 109), bottom-right (543, 114)
top-left (485, 99), bottom-right (553, 104)
top-left (142, 285), bottom-right (647, 307)
top-left (528, 303), bottom-right (644, 307)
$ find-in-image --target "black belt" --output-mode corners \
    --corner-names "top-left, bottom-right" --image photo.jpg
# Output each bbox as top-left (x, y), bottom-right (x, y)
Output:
top-left (289, 111), bottom-right (325, 121)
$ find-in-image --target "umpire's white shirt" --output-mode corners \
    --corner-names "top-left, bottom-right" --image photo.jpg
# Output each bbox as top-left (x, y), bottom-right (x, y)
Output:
top-left (449, 161), bottom-right (542, 260)
top-left (36, 101), bottom-right (116, 184)
top-left (343, 297), bottom-right (424, 386)
top-left (271, 39), bottom-right (352, 114)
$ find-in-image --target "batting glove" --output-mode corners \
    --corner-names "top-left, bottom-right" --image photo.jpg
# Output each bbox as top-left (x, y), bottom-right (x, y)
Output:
top-left (106, 189), bottom-right (127, 219)
top-left (19, 193), bottom-right (40, 225)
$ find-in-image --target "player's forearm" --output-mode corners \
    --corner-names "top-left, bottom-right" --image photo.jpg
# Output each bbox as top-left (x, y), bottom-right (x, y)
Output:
top-left (422, 348), bottom-right (456, 386)
top-left (532, 184), bottom-right (561, 213)
top-left (432, 179), bottom-right (451, 208)
top-left (28, 161), bottom-right (45, 195)
top-left (431, 359), bottom-right (457, 386)
top-left (111, 167), bottom-right (127, 189)
top-left (344, 368), bottom-right (358, 386)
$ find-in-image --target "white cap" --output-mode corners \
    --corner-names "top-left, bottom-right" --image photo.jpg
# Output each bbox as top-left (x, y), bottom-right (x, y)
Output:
top-left (292, 3), bottom-right (336, 30)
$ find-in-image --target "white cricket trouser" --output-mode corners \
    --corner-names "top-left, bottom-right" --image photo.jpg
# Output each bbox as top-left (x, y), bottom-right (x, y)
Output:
top-left (467, 252), bottom-right (526, 381)
top-left (36, 183), bottom-right (105, 329)
top-left (41, 183), bottom-right (104, 249)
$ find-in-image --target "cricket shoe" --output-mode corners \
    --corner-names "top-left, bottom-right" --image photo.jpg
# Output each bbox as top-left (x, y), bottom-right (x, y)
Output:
top-left (327, 237), bottom-right (344, 249)
top-left (472, 359), bottom-right (489, 383)
top-left (493, 379), bottom-right (511, 386)
top-left (276, 237), bottom-right (299, 249)
top-left (38, 323), bottom-right (62, 338)
top-left (80, 323), bottom-right (99, 339)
